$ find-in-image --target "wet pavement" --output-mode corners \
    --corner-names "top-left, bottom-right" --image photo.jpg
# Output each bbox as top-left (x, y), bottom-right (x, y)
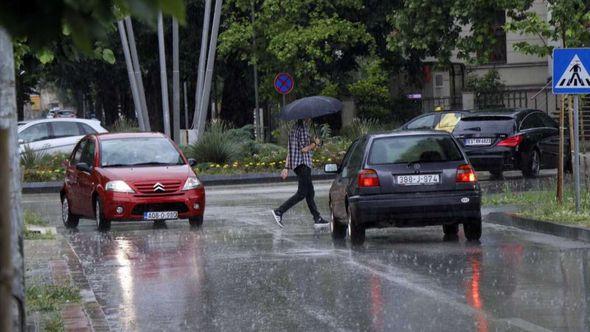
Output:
top-left (22, 175), bottom-right (590, 332)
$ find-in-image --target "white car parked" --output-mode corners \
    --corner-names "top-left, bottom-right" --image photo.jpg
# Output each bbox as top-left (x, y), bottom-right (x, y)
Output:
top-left (18, 118), bottom-right (108, 155)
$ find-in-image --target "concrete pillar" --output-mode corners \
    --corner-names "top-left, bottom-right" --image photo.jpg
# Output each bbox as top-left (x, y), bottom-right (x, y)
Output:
top-left (462, 92), bottom-right (475, 110)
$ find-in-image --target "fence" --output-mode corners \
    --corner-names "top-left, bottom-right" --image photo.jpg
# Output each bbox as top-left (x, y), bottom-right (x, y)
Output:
top-left (419, 96), bottom-right (463, 113)
top-left (474, 87), bottom-right (557, 115)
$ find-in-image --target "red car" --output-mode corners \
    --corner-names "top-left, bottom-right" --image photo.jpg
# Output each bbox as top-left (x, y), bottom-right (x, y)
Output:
top-left (60, 132), bottom-right (205, 230)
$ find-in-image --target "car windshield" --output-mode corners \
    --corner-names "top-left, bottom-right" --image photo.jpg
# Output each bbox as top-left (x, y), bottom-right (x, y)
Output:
top-left (454, 116), bottom-right (516, 134)
top-left (368, 135), bottom-right (463, 165)
top-left (100, 137), bottom-right (184, 167)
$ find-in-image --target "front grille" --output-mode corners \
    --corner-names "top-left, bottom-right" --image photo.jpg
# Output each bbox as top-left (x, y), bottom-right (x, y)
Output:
top-left (134, 180), bottom-right (182, 194)
top-left (131, 202), bottom-right (189, 215)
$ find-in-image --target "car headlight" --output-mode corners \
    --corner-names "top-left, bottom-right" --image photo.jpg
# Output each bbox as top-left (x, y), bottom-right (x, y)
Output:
top-left (182, 177), bottom-right (202, 190)
top-left (105, 180), bottom-right (135, 193)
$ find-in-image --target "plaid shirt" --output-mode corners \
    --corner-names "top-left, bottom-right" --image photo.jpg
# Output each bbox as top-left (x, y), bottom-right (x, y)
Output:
top-left (285, 123), bottom-right (313, 169)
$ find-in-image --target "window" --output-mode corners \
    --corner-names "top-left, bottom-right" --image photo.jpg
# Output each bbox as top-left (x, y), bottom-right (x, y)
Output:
top-left (435, 113), bottom-right (463, 133)
top-left (347, 139), bottom-right (367, 174)
top-left (71, 140), bottom-right (87, 164)
top-left (19, 123), bottom-right (50, 143)
top-left (79, 123), bottom-right (97, 134)
top-left (368, 135), bottom-right (462, 165)
top-left (406, 115), bottom-right (436, 130)
top-left (340, 140), bottom-right (359, 178)
top-left (51, 122), bottom-right (82, 138)
top-left (80, 140), bottom-right (95, 165)
top-left (520, 113), bottom-right (545, 130)
top-left (539, 113), bottom-right (558, 128)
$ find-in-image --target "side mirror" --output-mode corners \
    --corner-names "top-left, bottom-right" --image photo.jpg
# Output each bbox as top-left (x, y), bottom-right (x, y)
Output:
top-left (324, 163), bottom-right (338, 174)
top-left (188, 158), bottom-right (197, 167)
top-left (76, 162), bottom-right (91, 173)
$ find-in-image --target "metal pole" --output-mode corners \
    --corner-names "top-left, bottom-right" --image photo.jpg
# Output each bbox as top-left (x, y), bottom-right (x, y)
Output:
top-left (124, 17), bottom-right (151, 131)
top-left (172, 17), bottom-right (181, 143)
top-left (157, 12), bottom-right (171, 137)
top-left (183, 81), bottom-right (189, 129)
top-left (117, 20), bottom-right (145, 131)
top-left (0, 128), bottom-right (11, 332)
top-left (557, 95), bottom-right (564, 204)
top-left (282, 94), bottom-right (286, 111)
top-left (574, 95), bottom-right (580, 213)
top-left (196, 0), bottom-right (223, 139)
top-left (251, 0), bottom-right (260, 141)
top-left (193, 0), bottom-right (212, 129)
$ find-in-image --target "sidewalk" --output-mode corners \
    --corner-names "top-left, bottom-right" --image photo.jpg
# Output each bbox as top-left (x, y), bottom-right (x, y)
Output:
top-left (25, 234), bottom-right (108, 331)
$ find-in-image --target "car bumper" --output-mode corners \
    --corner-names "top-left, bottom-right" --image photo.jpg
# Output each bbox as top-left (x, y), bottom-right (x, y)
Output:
top-left (348, 191), bottom-right (480, 228)
top-left (102, 187), bottom-right (205, 221)
top-left (465, 148), bottom-right (519, 171)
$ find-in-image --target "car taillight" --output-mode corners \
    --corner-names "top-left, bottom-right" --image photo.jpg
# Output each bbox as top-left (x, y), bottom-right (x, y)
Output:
top-left (358, 169), bottom-right (380, 188)
top-left (456, 164), bottom-right (477, 183)
top-left (497, 134), bottom-right (523, 147)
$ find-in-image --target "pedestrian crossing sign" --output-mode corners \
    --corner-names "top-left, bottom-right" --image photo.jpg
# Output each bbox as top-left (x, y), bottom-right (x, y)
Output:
top-left (553, 48), bottom-right (590, 94)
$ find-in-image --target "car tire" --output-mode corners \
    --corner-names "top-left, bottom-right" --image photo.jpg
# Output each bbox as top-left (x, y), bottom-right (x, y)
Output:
top-left (522, 149), bottom-right (541, 178)
top-left (189, 216), bottom-right (203, 228)
top-left (347, 206), bottom-right (365, 246)
top-left (463, 218), bottom-right (482, 241)
top-left (489, 169), bottom-right (503, 179)
top-left (61, 197), bottom-right (79, 228)
top-left (442, 224), bottom-right (458, 236)
top-left (95, 199), bottom-right (111, 231)
top-left (331, 210), bottom-right (347, 240)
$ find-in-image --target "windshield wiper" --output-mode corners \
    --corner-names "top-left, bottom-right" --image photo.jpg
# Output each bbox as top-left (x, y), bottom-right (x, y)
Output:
top-left (129, 162), bottom-right (181, 166)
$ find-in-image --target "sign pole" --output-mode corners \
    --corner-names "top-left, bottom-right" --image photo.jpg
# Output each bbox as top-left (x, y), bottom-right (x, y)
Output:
top-left (574, 95), bottom-right (581, 212)
top-left (282, 94), bottom-right (286, 111)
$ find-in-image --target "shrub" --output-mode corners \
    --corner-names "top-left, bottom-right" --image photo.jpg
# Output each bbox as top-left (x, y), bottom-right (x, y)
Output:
top-left (110, 116), bottom-right (140, 132)
top-left (20, 145), bottom-right (49, 168)
top-left (341, 118), bottom-right (385, 141)
top-left (187, 123), bottom-right (242, 164)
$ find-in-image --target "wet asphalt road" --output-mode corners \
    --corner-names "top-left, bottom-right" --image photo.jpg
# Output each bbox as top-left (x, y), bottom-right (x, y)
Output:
top-left (23, 173), bottom-right (590, 332)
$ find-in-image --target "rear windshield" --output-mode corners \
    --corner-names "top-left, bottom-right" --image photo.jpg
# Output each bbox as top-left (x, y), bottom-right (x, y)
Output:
top-left (368, 135), bottom-right (463, 165)
top-left (454, 116), bottom-right (516, 134)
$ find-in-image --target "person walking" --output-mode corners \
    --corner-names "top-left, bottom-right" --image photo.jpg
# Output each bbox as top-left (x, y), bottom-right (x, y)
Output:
top-left (271, 118), bottom-right (328, 228)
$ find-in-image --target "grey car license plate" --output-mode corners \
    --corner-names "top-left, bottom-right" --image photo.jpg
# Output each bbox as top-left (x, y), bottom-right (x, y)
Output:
top-left (464, 138), bottom-right (492, 146)
top-left (143, 211), bottom-right (178, 220)
top-left (397, 174), bottom-right (440, 186)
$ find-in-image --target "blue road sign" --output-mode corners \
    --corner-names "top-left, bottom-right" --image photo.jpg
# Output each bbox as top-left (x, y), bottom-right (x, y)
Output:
top-left (274, 73), bottom-right (294, 95)
top-left (553, 48), bottom-right (590, 94)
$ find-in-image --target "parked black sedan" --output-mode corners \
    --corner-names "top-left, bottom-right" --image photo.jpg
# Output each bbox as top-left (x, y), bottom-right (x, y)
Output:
top-left (453, 109), bottom-right (565, 178)
top-left (324, 131), bottom-right (481, 245)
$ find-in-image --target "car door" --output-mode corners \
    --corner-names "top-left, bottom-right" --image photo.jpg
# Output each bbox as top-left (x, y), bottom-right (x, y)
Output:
top-left (330, 139), bottom-right (360, 221)
top-left (77, 138), bottom-right (97, 216)
top-left (519, 112), bottom-right (555, 168)
top-left (18, 123), bottom-right (51, 153)
top-left (66, 140), bottom-right (86, 214)
top-left (48, 121), bottom-right (86, 155)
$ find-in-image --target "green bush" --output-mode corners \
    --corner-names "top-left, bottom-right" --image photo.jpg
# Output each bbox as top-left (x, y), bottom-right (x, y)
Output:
top-left (20, 145), bottom-right (49, 169)
top-left (110, 116), bottom-right (140, 132)
top-left (187, 123), bottom-right (242, 164)
top-left (340, 118), bottom-right (385, 141)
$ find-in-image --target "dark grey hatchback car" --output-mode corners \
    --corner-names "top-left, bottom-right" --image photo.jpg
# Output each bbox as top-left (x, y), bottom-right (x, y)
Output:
top-left (325, 131), bottom-right (481, 245)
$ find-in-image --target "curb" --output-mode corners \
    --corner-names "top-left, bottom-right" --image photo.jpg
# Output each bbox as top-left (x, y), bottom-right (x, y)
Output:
top-left (22, 172), bottom-right (336, 194)
top-left (484, 212), bottom-right (590, 243)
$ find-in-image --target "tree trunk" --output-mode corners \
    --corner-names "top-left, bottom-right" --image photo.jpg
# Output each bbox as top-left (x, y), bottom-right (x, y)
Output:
top-left (172, 17), bottom-right (181, 143)
top-left (0, 27), bottom-right (25, 332)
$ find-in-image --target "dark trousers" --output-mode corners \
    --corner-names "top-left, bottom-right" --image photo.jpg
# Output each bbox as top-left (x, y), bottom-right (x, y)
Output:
top-left (277, 165), bottom-right (320, 219)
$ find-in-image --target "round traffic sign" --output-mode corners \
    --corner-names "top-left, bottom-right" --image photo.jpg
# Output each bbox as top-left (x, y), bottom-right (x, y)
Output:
top-left (274, 72), bottom-right (294, 95)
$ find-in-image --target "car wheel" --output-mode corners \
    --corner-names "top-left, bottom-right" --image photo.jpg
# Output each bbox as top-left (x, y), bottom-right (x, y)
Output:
top-left (189, 216), bottom-right (203, 228)
top-left (331, 210), bottom-right (347, 240)
top-left (442, 224), bottom-right (458, 236)
top-left (463, 218), bottom-right (482, 241)
top-left (489, 169), bottom-right (503, 179)
top-left (522, 149), bottom-right (540, 178)
top-left (95, 199), bottom-right (111, 231)
top-left (61, 197), bottom-right (79, 228)
top-left (347, 206), bottom-right (365, 246)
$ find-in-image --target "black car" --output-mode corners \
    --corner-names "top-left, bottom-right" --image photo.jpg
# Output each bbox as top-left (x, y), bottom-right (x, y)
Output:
top-left (453, 109), bottom-right (565, 178)
top-left (324, 131), bottom-right (481, 245)
top-left (400, 110), bottom-right (470, 133)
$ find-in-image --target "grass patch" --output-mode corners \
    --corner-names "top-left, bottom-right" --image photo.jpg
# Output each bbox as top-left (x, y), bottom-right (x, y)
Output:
top-left (24, 210), bottom-right (48, 226)
top-left (483, 186), bottom-right (590, 227)
top-left (26, 284), bottom-right (81, 312)
top-left (24, 229), bottom-right (55, 240)
top-left (44, 313), bottom-right (64, 332)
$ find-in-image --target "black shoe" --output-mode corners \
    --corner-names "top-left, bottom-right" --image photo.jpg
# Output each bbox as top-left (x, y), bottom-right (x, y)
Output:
top-left (271, 210), bottom-right (284, 228)
top-left (314, 216), bottom-right (329, 227)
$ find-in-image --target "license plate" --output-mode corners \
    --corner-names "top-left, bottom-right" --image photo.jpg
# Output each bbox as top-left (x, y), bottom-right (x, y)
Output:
top-left (396, 174), bottom-right (440, 186)
top-left (464, 138), bottom-right (492, 146)
top-left (143, 211), bottom-right (178, 220)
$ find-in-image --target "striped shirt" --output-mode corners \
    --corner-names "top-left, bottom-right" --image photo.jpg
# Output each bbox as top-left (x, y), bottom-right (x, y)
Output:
top-left (286, 123), bottom-right (313, 169)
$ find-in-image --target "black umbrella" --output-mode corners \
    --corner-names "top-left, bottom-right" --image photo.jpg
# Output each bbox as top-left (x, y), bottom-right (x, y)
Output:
top-left (279, 96), bottom-right (343, 120)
